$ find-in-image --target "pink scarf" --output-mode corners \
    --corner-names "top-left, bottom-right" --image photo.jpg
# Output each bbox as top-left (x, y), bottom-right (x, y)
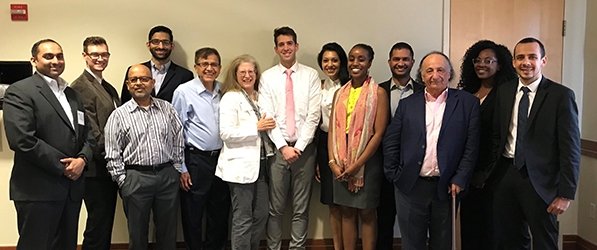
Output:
top-left (330, 77), bottom-right (378, 192)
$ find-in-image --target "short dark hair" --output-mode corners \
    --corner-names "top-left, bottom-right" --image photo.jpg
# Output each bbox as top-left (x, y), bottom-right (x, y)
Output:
top-left (389, 42), bottom-right (414, 59)
top-left (83, 36), bottom-right (108, 53)
top-left (317, 42), bottom-right (350, 85)
top-left (31, 38), bottom-right (61, 58)
top-left (351, 43), bottom-right (374, 62)
top-left (514, 37), bottom-right (545, 58)
top-left (148, 25), bottom-right (173, 41)
top-left (457, 40), bottom-right (518, 93)
top-left (416, 51), bottom-right (454, 83)
top-left (273, 26), bottom-right (297, 45)
top-left (194, 47), bottom-right (221, 65)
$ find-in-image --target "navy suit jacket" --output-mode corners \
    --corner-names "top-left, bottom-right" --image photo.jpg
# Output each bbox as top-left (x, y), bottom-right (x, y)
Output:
top-left (493, 77), bottom-right (580, 203)
top-left (383, 88), bottom-right (480, 201)
top-left (120, 61), bottom-right (193, 103)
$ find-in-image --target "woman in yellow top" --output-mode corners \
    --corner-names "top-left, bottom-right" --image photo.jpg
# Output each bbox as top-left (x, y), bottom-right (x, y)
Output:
top-left (328, 44), bottom-right (389, 250)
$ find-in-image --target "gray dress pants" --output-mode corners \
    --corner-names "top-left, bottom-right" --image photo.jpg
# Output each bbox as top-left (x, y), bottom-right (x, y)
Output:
top-left (266, 143), bottom-right (316, 250)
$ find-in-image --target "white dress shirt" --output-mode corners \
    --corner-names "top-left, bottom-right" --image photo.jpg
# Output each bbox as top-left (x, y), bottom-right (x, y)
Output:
top-left (39, 73), bottom-right (74, 129)
top-left (320, 77), bottom-right (341, 132)
top-left (151, 60), bottom-right (171, 93)
top-left (503, 76), bottom-right (541, 158)
top-left (259, 62), bottom-right (321, 152)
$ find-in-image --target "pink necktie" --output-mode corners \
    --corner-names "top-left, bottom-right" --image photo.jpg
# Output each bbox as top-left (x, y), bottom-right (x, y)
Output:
top-left (285, 69), bottom-right (296, 136)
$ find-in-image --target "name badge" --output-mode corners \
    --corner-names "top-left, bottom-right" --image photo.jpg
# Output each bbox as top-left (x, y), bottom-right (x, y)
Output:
top-left (77, 110), bottom-right (85, 126)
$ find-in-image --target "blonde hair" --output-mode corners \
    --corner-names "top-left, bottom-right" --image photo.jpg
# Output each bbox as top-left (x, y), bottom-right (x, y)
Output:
top-left (221, 54), bottom-right (261, 97)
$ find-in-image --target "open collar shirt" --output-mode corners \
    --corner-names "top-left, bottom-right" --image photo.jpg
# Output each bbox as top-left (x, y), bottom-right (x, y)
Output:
top-left (104, 97), bottom-right (184, 186)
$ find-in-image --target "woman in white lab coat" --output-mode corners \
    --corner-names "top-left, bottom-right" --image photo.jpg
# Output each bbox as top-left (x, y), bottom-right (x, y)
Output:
top-left (216, 54), bottom-right (277, 250)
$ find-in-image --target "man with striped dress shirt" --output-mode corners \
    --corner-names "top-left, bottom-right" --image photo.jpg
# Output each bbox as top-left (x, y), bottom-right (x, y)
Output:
top-left (105, 64), bottom-right (184, 250)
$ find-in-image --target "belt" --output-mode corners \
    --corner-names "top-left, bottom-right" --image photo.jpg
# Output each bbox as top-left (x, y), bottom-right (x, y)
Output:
top-left (286, 141), bottom-right (296, 147)
top-left (187, 146), bottom-right (220, 157)
top-left (419, 176), bottom-right (440, 181)
top-left (125, 162), bottom-right (171, 172)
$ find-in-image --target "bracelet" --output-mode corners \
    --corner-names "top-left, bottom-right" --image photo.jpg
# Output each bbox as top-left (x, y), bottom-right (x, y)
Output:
top-left (328, 159), bottom-right (336, 165)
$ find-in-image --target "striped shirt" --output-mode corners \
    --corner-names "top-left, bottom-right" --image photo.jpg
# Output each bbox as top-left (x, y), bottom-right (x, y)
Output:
top-left (105, 97), bottom-right (184, 186)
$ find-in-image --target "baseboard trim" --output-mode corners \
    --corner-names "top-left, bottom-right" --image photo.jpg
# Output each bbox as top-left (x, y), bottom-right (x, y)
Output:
top-left (2, 235), bottom-right (595, 249)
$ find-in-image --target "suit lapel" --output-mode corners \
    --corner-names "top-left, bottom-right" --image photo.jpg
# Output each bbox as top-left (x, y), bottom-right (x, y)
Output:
top-left (479, 86), bottom-right (497, 114)
top-left (36, 74), bottom-right (75, 132)
top-left (501, 80), bottom-right (518, 133)
top-left (157, 63), bottom-right (177, 96)
top-left (439, 89), bottom-right (458, 137)
top-left (527, 77), bottom-right (549, 131)
top-left (84, 70), bottom-right (115, 107)
top-left (65, 88), bottom-right (79, 135)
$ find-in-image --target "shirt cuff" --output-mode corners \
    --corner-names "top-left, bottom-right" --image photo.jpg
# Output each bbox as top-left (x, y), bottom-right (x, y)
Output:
top-left (181, 163), bottom-right (188, 173)
top-left (117, 174), bottom-right (126, 187)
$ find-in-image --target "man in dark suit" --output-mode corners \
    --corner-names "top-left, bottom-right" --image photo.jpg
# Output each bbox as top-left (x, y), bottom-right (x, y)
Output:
top-left (493, 37), bottom-right (580, 249)
top-left (3, 39), bottom-right (95, 250)
top-left (377, 42), bottom-right (424, 250)
top-left (120, 25), bottom-right (193, 103)
top-left (383, 52), bottom-right (479, 250)
top-left (71, 36), bottom-right (121, 250)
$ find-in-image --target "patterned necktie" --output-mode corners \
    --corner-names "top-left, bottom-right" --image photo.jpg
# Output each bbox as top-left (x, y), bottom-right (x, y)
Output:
top-left (285, 69), bottom-right (295, 136)
top-left (514, 86), bottom-right (530, 169)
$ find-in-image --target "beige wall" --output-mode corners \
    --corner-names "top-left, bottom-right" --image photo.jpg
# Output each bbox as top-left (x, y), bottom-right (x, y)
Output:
top-left (0, 0), bottom-right (445, 246)
top-left (0, 0), bottom-right (593, 246)
top-left (577, 0), bottom-right (597, 245)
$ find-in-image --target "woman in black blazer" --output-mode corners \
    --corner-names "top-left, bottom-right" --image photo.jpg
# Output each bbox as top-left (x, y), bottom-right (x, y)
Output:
top-left (457, 40), bottom-right (518, 250)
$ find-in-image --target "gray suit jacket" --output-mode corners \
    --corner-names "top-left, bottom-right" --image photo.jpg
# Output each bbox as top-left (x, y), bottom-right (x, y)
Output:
top-left (71, 70), bottom-right (120, 177)
top-left (3, 73), bottom-right (95, 201)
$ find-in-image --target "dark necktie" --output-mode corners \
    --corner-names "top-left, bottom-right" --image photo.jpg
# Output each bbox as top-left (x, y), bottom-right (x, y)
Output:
top-left (514, 86), bottom-right (530, 169)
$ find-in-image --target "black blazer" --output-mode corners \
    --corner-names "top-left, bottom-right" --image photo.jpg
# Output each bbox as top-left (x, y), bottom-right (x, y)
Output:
top-left (71, 70), bottom-right (121, 177)
top-left (120, 61), bottom-right (194, 103)
top-left (379, 78), bottom-right (425, 118)
top-left (493, 77), bottom-right (580, 203)
top-left (474, 86), bottom-right (498, 176)
top-left (3, 73), bottom-right (95, 201)
top-left (384, 88), bottom-right (480, 201)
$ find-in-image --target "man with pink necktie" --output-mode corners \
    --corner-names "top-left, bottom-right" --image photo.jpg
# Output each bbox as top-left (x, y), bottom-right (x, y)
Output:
top-left (259, 26), bottom-right (321, 250)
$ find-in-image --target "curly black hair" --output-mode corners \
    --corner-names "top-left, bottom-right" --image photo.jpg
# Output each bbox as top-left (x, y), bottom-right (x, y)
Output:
top-left (457, 40), bottom-right (518, 93)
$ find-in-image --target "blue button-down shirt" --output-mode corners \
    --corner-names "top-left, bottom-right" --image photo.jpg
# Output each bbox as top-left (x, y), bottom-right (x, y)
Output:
top-left (172, 77), bottom-right (223, 172)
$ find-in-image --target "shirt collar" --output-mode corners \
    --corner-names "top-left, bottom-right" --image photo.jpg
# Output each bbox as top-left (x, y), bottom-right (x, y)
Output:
top-left (85, 68), bottom-right (103, 84)
top-left (37, 72), bottom-right (68, 91)
top-left (392, 78), bottom-right (414, 90)
top-left (196, 77), bottom-right (222, 95)
top-left (424, 87), bottom-right (448, 103)
top-left (126, 96), bottom-right (160, 113)
top-left (150, 60), bottom-right (172, 73)
top-left (276, 61), bottom-right (299, 74)
top-left (517, 75), bottom-right (542, 93)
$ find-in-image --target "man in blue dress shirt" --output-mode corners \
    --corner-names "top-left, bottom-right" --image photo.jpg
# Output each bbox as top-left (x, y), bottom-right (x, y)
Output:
top-left (172, 47), bottom-right (231, 250)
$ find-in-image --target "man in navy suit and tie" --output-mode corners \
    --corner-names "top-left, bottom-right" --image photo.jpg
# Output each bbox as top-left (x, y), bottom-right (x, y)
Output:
top-left (121, 25), bottom-right (193, 103)
top-left (492, 37), bottom-right (580, 249)
top-left (383, 51), bottom-right (479, 250)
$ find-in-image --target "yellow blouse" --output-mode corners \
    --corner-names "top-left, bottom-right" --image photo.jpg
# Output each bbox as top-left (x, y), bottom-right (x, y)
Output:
top-left (346, 86), bottom-right (362, 133)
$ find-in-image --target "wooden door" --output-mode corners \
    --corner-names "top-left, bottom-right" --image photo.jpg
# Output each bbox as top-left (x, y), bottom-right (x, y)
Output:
top-left (449, 0), bottom-right (565, 86)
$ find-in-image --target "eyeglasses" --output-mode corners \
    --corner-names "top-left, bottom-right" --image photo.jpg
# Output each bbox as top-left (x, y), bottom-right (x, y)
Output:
top-left (472, 58), bottom-right (497, 65)
top-left (196, 62), bottom-right (220, 68)
top-left (86, 52), bottom-right (110, 60)
top-left (237, 70), bottom-right (256, 76)
top-left (127, 76), bottom-right (152, 83)
top-left (149, 39), bottom-right (173, 46)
